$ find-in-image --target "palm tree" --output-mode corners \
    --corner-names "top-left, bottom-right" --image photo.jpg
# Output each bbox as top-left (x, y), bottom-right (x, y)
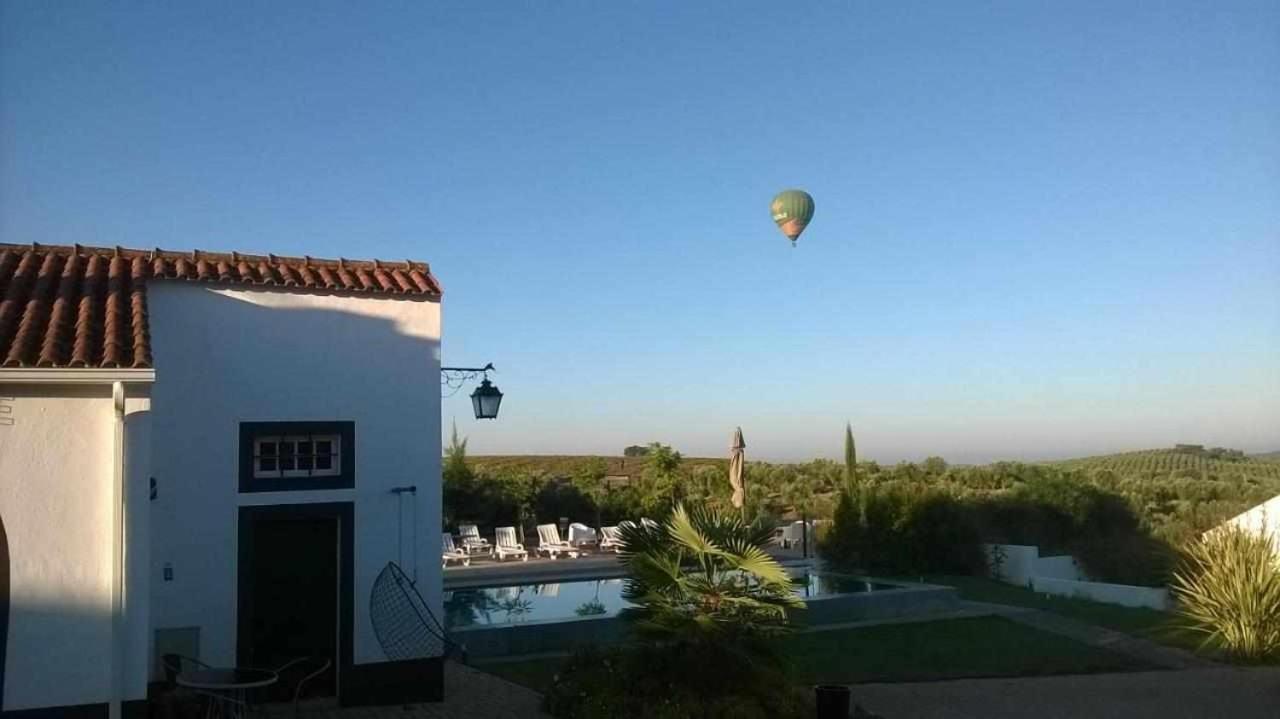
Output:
top-left (617, 504), bottom-right (802, 644)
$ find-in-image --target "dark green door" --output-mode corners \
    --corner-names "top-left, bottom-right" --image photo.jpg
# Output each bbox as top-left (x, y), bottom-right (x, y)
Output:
top-left (239, 513), bottom-right (339, 698)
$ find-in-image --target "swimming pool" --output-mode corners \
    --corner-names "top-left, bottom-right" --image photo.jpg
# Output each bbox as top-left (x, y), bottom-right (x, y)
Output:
top-left (443, 572), bottom-right (897, 629)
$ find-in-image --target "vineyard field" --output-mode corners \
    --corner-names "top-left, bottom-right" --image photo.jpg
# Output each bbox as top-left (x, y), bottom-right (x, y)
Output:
top-left (1049, 449), bottom-right (1280, 481)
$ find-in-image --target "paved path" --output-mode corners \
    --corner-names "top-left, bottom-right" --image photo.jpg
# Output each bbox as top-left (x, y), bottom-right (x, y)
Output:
top-left (258, 662), bottom-right (550, 719)
top-left (852, 666), bottom-right (1280, 719)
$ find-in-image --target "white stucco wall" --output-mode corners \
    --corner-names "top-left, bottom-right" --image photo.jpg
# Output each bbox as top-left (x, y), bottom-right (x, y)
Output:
top-left (985, 544), bottom-right (1040, 586)
top-left (1034, 555), bottom-right (1086, 582)
top-left (985, 543), bottom-right (1086, 586)
top-left (0, 384), bottom-right (151, 711)
top-left (146, 282), bottom-right (442, 672)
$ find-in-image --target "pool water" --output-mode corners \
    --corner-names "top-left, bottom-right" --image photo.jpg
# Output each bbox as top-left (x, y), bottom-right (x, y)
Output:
top-left (444, 572), bottom-right (896, 628)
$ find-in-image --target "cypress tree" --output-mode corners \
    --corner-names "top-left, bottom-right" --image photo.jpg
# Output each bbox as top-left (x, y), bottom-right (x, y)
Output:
top-left (843, 422), bottom-right (858, 496)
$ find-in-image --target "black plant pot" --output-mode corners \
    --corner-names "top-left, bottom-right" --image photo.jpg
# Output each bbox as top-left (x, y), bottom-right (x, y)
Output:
top-left (815, 684), bottom-right (852, 718)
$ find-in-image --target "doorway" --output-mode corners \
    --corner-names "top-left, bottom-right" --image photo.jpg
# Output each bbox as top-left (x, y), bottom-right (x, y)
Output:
top-left (238, 503), bottom-right (353, 701)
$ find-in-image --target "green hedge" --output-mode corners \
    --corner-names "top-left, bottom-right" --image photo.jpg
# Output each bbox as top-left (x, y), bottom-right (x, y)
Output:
top-left (821, 487), bottom-right (985, 576)
top-left (543, 635), bottom-right (812, 718)
top-left (821, 479), bottom-right (1174, 586)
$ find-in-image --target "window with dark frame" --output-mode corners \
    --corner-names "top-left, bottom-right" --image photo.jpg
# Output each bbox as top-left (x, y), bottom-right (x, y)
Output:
top-left (253, 434), bottom-right (341, 478)
top-left (239, 421), bottom-right (354, 493)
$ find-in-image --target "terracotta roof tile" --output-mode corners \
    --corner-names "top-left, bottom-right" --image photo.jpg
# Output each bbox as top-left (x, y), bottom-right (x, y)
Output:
top-left (0, 243), bottom-right (441, 369)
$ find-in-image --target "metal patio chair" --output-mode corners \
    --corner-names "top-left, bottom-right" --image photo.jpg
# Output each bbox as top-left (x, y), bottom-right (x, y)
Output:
top-left (273, 656), bottom-right (333, 718)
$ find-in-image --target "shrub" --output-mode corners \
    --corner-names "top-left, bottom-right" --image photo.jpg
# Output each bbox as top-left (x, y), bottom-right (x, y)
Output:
top-left (543, 506), bottom-right (809, 719)
top-left (544, 644), bottom-right (812, 719)
top-left (821, 486), bottom-right (984, 576)
top-left (1073, 530), bottom-right (1173, 587)
top-left (974, 479), bottom-right (1173, 585)
top-left (534, 482), bottom-right (596, 528)
top-left (819, 491), bottom-right (862, 568)
top-left (822, 479), bottom-right (1168, 583)
top-left (1172, 524), bottom-right (1280, 662)
top-left (895, 491), bottom-right (985, 574)
top-left (619, 504), bottom-right (802, 642)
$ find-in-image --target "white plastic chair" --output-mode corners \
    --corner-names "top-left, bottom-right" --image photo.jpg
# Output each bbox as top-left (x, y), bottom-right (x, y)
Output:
top-left (780, 520), bottom-right (814, 549)
top-left (568, 522), bottom-right (598, 548)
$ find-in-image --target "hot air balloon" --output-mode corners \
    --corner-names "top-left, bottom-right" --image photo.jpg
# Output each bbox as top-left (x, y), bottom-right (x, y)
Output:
top-left (770, 189), bottom-right (815, 246)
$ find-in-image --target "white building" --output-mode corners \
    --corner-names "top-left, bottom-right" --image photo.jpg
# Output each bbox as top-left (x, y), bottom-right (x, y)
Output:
top-left (0, 243), bottom-right (445, 716)
top-left (1218, 494), bottom-right (1280, 552)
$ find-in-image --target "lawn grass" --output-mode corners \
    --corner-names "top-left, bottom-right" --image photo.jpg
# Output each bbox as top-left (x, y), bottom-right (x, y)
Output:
top-left (481, 615), bottom-right (1153, 693)
top-left (785, 615), bottom-right (1151, 683)
top-left (482, 658), bottom-right (564, 693)
top-left (912, 574), bottom-right (1205, 653)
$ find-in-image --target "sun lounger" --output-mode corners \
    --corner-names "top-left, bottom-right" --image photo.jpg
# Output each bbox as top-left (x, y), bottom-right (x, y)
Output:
top-left (598, 525), bottom-right (623, 552)
top-left (536, 523), bottom-right (580, 559)
top-left (494, 526), bottom-right (529, 562)
top-left (458, 524), bottom-right (492, 557)
top-left (442, 533), bottom-right (470, 568)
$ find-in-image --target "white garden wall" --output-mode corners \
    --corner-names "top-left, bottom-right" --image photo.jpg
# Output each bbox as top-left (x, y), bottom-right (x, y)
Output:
top-left (986, 544), bottom-right (1039, 585)
top-left (1035, 555), bottom-right (1085, 581)
top-left (985, 542), bottom-right (1167, 611)
top-left (985, 543), bottom-right (1085, 586)
top-left (1031, 577), bottom-right (1170, 611)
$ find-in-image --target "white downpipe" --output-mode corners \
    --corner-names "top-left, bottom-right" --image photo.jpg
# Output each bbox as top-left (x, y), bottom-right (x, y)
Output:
top-left (110, 382), bottom-right (126, 719)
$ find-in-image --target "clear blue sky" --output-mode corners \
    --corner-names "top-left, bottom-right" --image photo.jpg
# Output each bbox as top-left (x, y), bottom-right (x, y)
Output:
top-left (3, 1), bottom-right (1277, 462)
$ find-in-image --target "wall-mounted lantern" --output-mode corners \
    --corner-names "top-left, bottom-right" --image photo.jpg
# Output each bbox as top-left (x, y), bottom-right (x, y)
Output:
top-left (441, 363), bottom-right (503, 420)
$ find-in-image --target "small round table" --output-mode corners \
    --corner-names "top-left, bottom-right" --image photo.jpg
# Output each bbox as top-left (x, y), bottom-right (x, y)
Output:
top-left (177, 668), bottom-right (278, 719)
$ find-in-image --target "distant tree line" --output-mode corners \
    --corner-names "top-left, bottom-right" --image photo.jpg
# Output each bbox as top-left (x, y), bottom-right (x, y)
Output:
top-left (1174, 444), bottom-right (1248, 462)
top-left (445, 429), bottom-right (1280, 586)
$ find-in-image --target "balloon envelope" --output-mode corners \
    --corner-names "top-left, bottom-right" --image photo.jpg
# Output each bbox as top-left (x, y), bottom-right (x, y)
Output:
top-left (770, 189), bottom-right (815, 244)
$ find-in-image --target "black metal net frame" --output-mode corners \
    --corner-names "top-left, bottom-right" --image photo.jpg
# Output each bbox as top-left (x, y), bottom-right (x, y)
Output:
top-left (369, 561), bottom-right (466, 663)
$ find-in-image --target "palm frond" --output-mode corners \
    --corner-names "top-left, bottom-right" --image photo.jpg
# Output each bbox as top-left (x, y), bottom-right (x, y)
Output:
top-left (723, 542), bottom-right (792, 587)
top-left (618, 502), bottom-right (805, 653)
top-left (667, 504), bottom-right (724, 557)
